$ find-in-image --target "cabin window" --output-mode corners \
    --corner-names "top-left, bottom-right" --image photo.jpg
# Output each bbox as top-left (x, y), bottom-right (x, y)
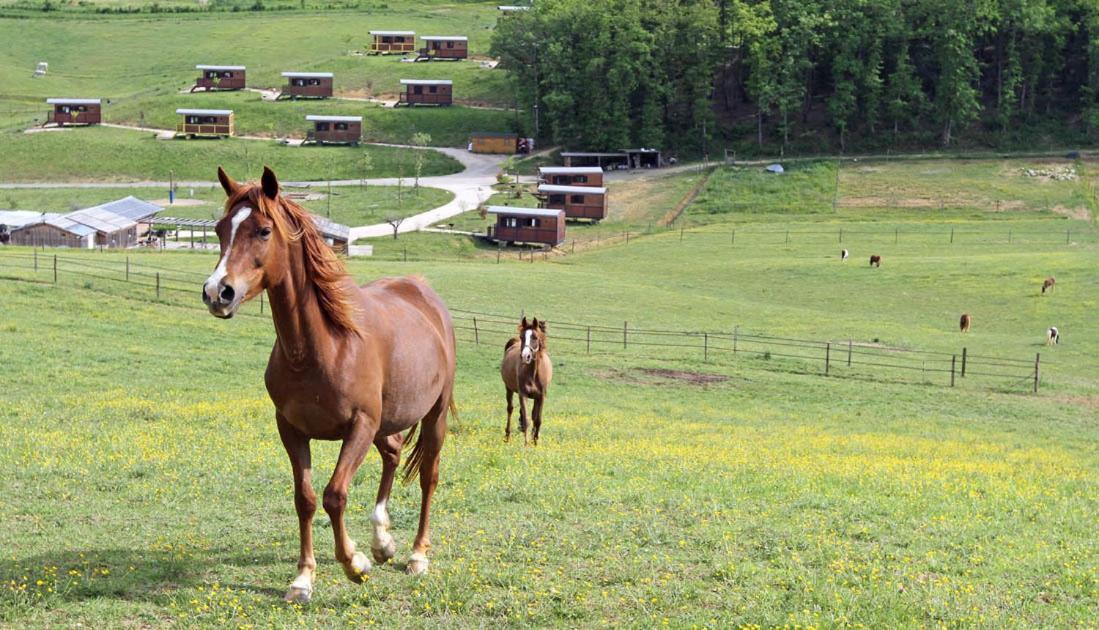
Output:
top-left (413, 85), bottom-right (423, 95)
top-left (548, 194), bottom-right (565, 204)
top-left (335, 122), bottom-right (349, 130)
top-left (382, 36), bottom-right (393, 43)
top-left (222, 71), bottom-right (233, 78)
top-left (504, 217), bottom-right (518, 228)
top-left (316, 122), bottom-right (330, 131)
top-left (574, 175), bottom-right (588, 183)
top-left (570, 194), bottom-right (586, 204)
top-left (307, 78), bottom-right (321, 86)
top-left (292, 78), bottom-right (305, 86)
top-left (526, 218), bottom-right (540, 227)
top-left (428, 85), bottom-right (438, 94)
top-left (206, 71), bottom-right (217, 79)
top-left (446, 41), bottom-right (454, 48)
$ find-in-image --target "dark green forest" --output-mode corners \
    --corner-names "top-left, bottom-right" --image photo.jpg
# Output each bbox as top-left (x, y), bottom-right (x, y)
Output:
top-left (491, 0), bottom-right (1099, 156)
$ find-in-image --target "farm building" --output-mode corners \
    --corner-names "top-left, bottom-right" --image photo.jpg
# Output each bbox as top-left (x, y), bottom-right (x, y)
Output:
top-left (470, 132), bottom-right (519, 154)
top-left (0, 211), bottom-right (55, 245)
top-left (64, 198), bottom-right (162, 248)
top-left (281, 72), bottom-right (334, 99)
top-left (537, 184), bottom-right (608, 221)
top-left (312, 215), bottom-right (351, 254)
top-left (369, 31), bottom-right (416, 54)
top-left (418, 36), bottom-right (468, 60)
top-left (486, 206), bottom-right (566, 247)
top-left (192, 65), bottom-right (246, 92)
top-left (88, 196), bottom-right (162, 224)
top-left (305, 115), bottom-right (362, 145)
top-left (398, 79), bottom-right (453, 106)
top-left (561, 151), bottom-right (629, 169)
top-left (538, 166), bottom-right (604, 187)
top-left (44, 98), bottom-right (101, 126)
top-left (623, 148), bottom-right (663, 168)
top-left (10, 215), bottom-right (96, 248)
top-left (176, 109), bottom-right (234, 138)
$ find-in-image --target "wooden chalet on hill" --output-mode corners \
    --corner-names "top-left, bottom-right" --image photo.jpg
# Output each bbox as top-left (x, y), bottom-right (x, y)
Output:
top-left (486, 206), bottom-right (565, 246)
top-left (305, 115), bottom-right (362, 145)
top-left (45, 98), bottom-right (101, 126)
top-left (176, 109), bottom-right (234, 138)
top-left (369, 31), bottom-right (416, 54)
top-left (398, 79), bottom-right (453, 106)
top-left (192, 65), bottom-right (246, 92)
top-left (537, 184), bottom-right (608, 222)
top-left (418, 36), bottom-right (468, 60)
top-left (281, 72), bottom-right (334, 99)
top-left (538, 166), bottom-right (604, 187)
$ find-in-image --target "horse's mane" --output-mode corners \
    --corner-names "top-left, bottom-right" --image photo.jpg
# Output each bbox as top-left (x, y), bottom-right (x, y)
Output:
top-left (224, 185), bottom-right (360, 336)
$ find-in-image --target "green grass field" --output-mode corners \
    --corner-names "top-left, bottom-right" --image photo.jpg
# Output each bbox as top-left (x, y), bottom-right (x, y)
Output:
top-left (0, 175), bottom-right (1096, 625)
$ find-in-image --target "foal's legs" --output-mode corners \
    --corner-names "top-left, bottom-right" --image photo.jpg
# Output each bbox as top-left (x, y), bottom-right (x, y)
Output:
top-left (518, 394), bottom-right (529, 445)
top-left (277, 415), bottom-right (317, 604)
top-left (407, 392), bottom-right (449, 576)
top-left (531, 396), bottom-right (544, 446)
top-left (370, 432), bottom-right (402, 565)
top-left (504, 389), bottom-right (514, 442)
top-left (323, 415), bottom-right (378, 583)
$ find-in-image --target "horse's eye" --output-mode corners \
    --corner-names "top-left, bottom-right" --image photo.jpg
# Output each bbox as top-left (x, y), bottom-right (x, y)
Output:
top-left (258, 226), bottom-right (272, 240)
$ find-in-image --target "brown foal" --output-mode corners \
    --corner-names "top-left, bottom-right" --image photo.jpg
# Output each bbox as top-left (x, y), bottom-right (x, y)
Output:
top-left (202, 167), bottom-right (456, 603)
top-left (501, 317), bottom-right (553, 445)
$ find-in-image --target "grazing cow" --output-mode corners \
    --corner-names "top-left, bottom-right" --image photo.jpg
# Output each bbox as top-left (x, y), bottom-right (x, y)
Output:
top-left (959, 313), bottom-right (971, 333)
top-left (841, 249), bottom-right (849, 261)
top-left (869, 254), bottom-right (881, 267)
top-left (1046, 326), bottom-right (1060, 345)
top-left (1041, 277), bottom-right (1056, 294)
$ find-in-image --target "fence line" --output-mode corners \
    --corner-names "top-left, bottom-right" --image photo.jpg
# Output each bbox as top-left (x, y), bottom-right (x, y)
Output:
top-left (0, 251), bottom-right (1044, 393)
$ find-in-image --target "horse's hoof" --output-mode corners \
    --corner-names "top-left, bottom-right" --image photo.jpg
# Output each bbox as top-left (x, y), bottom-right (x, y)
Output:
top-left (343, 551), bottom-right (371, 583)
top-left (371, 536), bottom-right (397, 564)
top-left (406, 553), bottom-right (430, 576)
top-left (284, 585), bottom-right (312, 604)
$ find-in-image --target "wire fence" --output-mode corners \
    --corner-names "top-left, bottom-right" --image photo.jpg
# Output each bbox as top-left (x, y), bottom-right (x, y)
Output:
top-left (0, 250), bottom-right (1046, 393)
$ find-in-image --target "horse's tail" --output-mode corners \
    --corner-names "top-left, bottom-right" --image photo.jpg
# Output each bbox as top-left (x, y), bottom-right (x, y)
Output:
top-left (505, 337), bottom-right (518, 352)
top-left (401, 392), bottom-right (458, 484)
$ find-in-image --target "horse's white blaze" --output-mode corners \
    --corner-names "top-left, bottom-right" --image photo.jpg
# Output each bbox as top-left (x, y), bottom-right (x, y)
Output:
top-left (521, 329), bottom-right (534, 363)
top-left (204, 206), bottom-right (252, 298)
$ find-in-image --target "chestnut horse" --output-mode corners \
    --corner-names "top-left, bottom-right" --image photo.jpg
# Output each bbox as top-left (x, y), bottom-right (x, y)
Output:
top-left (202, 167), bottom-right (456, 603)
top-left (869, 254), bottom-right (882, 267)
top-left (1042, 276), bottom-right (1056, 294)
top-left (959, 313), bottom-right (971, 333)
top-left (501, 317), bottom-right (552, 445)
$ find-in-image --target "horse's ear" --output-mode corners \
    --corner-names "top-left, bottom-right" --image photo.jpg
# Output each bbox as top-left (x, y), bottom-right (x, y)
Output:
top-left (217, 166), bottom-right (239, 197)
top-left (261, 166), bottom-right (280, 200)
top-left (520, 316), bottom-right (529, 329)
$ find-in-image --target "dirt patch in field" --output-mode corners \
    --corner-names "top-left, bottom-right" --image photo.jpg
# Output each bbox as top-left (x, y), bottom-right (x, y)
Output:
top-left (1050, 205), bottom-right (1092, 221)
top-left (1051, 394), bottom-right (1099, 410)
top-left (596, 367), bottom-right (730, 387)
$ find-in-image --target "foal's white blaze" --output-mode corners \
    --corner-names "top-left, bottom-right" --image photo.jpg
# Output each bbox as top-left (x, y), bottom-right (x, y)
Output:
top-left (521, 329), bottom-right (534, 363)
top-left (204, 206), bottom-right (253, 300)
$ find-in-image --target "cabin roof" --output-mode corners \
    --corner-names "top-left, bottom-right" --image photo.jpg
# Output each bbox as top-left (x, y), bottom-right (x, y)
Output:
top-left (196, 64), bottom-right (245, 71)
top-left (88, 196), bottom-right (162, 222)
top-left (46, 98), bottom-right (101, 105)
top-left (400, 79), bottom-right (453, 86)
top-left (421, 35), bottom-right (468, 42)
top-left (176, 108), bottom-right (234, 116)
top-left (370, 30), bottom-right (415, 36)
top-left (64, 205), bottom-right (137, 233)
top-left (486, 206), bottom-right (563, 218)
top-left (539, 166), bottom-right (603, 175)
top-left (44, 214), bottom-right (97, 237)
top-left (538, 184), bottom-right (607, 195)
top-left (311, 215), bottom-right (350, 241)
top-left (0, 210), bottom-right (52, 229)
top-left (282, 71), bottom-right (334, 78)
top-left (306, 115), bottom-right (362, 122)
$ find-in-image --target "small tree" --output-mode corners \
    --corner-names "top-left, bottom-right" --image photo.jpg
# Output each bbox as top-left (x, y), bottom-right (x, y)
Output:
top-left (359, 150), bottom-right (373, 191)
top-left (410, 132), bottom-right (432, 192)
top-left (385, 216), bottom-right (404, 239)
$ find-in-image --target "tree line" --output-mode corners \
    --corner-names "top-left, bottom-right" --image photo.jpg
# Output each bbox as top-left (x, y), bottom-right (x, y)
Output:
top-left (491, 0), bottom-right (1099, 155)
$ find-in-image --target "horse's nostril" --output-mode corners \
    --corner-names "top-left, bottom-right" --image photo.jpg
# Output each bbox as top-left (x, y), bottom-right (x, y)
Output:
top-left (220, 284), bottom-right (235, 302)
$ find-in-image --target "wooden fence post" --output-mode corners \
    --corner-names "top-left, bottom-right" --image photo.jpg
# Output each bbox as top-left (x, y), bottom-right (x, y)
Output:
top-left (825, 342), bottom-right (831, 375)
top-left (497, 250), bottom-right (501, 264)
top-left (731, 229), bottom-right (735, 245)
top-left (473, 317), bottom-right (479, 345)
top-left (961, 347), bottom-right (967, 378)
top-left (586, 326), bottom-right (591, 354)
top-left (703, 333), bottom-right (708, 361)
top-left (950, 227), bottom-right (954, 243)
top-left (733, 326), bottom-right (738, 354)
top-left (53, 255), bottom-right (57, 283)
top-left (260, 292), bottom-right (264, 314)
top-left (1008, 230), bottom-right (1012, 244)
top-left (839, 228), bottom-right (843, 243)
top-left (403, 247), bottom-right (407, 262)
top-left (623, 321), bottom-right (628, 349)
top-left (625, 231), bottom-right (629, 244)
top-left (1066, 229), bottom-right (1071, 245)
top-left (951, 355), bottom-right (956, 387)
top-left (126, 256), bottom-right (130, 282)
top-left (155, 272), bottom-right (160, 299)
top-left (847, 339), bottom-right (852, 366)
top-left (785, 230), bottom-right (789, 244)
top-left (1033, 353), bottom-right (1041, 393)
top-left (680, 227), bottom-right (684, 242)
top-left (894, 228), bottom-right (898, 244)
top-left (34, 249), bottom-right (38, 272)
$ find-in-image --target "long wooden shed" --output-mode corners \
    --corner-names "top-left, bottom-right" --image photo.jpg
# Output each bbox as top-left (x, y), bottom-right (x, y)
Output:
top-left (369, 31), bottom-right (416, 54)
top-left (539, 166), bottom-right (604, 187)
top-left (176, 109), bottom-right (234, 138)
top-left (560, 151), bottom-right (629, 169)
top-left (470, 132), bottom-right (519, 154)
top-left (538, 184), bottom-right (608, 222)
top-left (398, 79), bottom-right (453, 106)
top-left (45, 98), bottom-right (101, 126)
top-left (11, 215), bottom-right (96, 249)
top-left (487, 206), bottom-right (565, 246)
top-left (192, 65), bottom-right (246, 92)
top-left (282, 72), bottom-right (334, 99)
top-left (418, 36), bottom-right (468, 60)
top-left (305, 115), bottom-right (362, 145)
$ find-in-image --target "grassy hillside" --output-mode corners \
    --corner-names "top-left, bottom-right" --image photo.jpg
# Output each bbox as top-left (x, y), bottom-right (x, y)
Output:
top-left (0, 204), bottom-right (1096, 625)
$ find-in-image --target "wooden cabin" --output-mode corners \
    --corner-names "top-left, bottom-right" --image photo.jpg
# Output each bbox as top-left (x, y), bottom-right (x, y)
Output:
top-left (486, 206), bottom-right (565, 246)
top-left (470, 132), bottom-right (519, 154)
top-left (369, 31), bottom-right (416, 54)
top-left (45, 98), bottom-right (101, 126)
top-left (538, 184), bottom-right (608, 222)
top-left (11, 216), bottom-right (95, 249)
top-left (418, 36), bottom-right (468, 60)
top-left (624, 148), bottom-right (663, 168)
top-left (305, 115), bottom-right (362, 145)
top-left (176, 109), bottom-right (234, 138)
top-left (192, 65), bottom-right (246, 92)
top-left (560, 151), bottom-right (629, 169)
top-left (398, 79), bottom-right (453, 106)
top-left (538, 166), bottom-right (604, 187)
top-left (282, 72), bottom-right (334, 99)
